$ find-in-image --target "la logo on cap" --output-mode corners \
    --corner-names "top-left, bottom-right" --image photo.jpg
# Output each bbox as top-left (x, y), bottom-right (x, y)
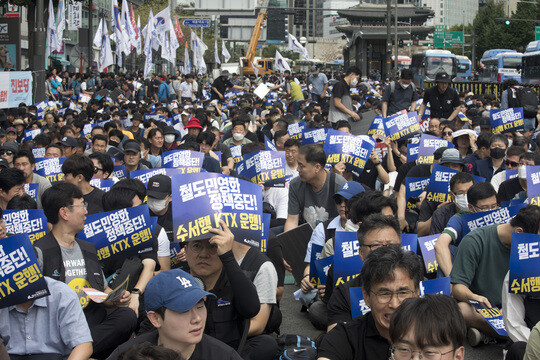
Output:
top-left (176, 276), bottom-right (192, 288)
top-left (343, 183), bottom-right (349, 190)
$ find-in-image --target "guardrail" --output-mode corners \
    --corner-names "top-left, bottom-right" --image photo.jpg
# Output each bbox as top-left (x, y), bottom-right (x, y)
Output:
top-left (423, 81), bottom-right (540, 100)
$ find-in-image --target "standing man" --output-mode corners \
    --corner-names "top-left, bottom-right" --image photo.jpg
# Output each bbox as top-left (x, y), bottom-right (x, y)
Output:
top-left (417, 71), bottom-right (461, 121)
top-left (381, 69), bottom-right (418, 118)
top-left (328, 67), bottom-right (361, 123)
top-left (307, 66), bottom-right (329, 106)
top-left (211, 70), bottom-right (247, 101)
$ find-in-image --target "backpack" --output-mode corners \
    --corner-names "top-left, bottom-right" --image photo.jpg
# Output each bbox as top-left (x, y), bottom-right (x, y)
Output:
top-left (390, 80), bottom-right (416, 99)
top-left (277, 334), bottom-right (317, 360)
top-left (508, 86), bottom-right (539, 118)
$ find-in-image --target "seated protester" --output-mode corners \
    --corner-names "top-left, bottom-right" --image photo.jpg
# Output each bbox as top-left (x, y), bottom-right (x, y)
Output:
top-left (60, 136), bottom-right (79, 157)
top-left (284, 138), bottom-right (301, 181)
top-left (128, 113), bottom-right (143, 139)
top-left (434, 182), bottom-right (498, 278)
top-left (0, 168), bottom-right (25, 210)
top-left (178, 139), bottom-right (221, 174)
top-left (389, 295), bottom-right (467, 360)
top-left (123, 140), bottom-right (150, 174)
top-left (498, 152), bottom-right (540, 203)
top-left (107, 269), bottom-right (243, 360)
top-left (223, 113), bottom-right (258, 144)
top-left (382, 138), bottom-right (408, 174)
top-left (490, 146), bottom-right (525, 192)
top-left (300, 181), bottom-right (365, 330)
top-left (86, 134), bottom-right (109, 155)
top-left (6, 193), bottom-right (37, 210)
top-left (13, 149), bottom-right (52, 209)
top-left (46, 143), bottom-right (64, 158)
top-left (450, 205), bottom-right (540, 346)
top-left (163, 126), bottom-right (180, 151)
top-left (197, 131), bottom-right (222, 167)
top-left (147, 128), bottom-right (165, 162)
top-left (0, 141), bottom-right (18, 167)
top-left (525, 322), bottom-right (540, 360)
top-left (184, 221), bottom-right (279, 360)
top-left (35, 183), bottom-right (137, 359)
top-left (0, 256), bottom-right (93, 359)
top-left (417, 148), bottom-right (465, 236)
top-left (89, 152), bottom-right (115, 181)
top-left (273, 130), bottom-right (289, 152)
top-left (471, 134), bottom-right (508, 182)
top-left (75, 138), bottom-right (88, 156)
top-left (284, 144), bottom-right (346, 232)
top-left (62, 155), bottom-right (105, 215)
top-left (326, 213), bottom-right (401, 332)
top-left (208, 127), bottom-right (235, 175)
top-left (223, 120), bottom-right (253, 147)
top-left (429, 172), bottom-right (475, 235)
top-left (334, 120), bottom-right (352, 134)
top-left (317, 245), bottom-right (423, 360)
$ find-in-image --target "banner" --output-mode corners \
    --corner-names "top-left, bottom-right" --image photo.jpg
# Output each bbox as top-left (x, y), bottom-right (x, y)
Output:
top-left (367, 115), bottom-right (386, 139)
top-left (34, 157), bottom-right (65, 183)
top-left (406, 143), bottom-right (419, 162)
top-left (312, 255), bottom-right (334, 286)
top-left (324, 130), bottom-right (376, 178)
top-left (236, 151), bottom-right (286, 188)
top-left (405, 177), bottom-right (430, 200)
top-left (461, 203), bottom-right (526, 236)
top-left (0, 233), bottom-right (50, 309)
top-left (401, 234), bottom-right (418, 254)
top-left (171, 173), bottom-right (263, 248)
top-left (231, 145), bottom-right (243, 163)
top-left (67, 0), bottom-right (82, 30)
top-left (24, 183), bottom-right (38, 201)
top-left (89, 179), bottom-right (115, 192)
top-left (469, 300), bottom-right (508, 337)
top-left (309, 244), bottom-right (324, 287)
top-left (418, 234), bottom-right (439, 274)
top-left (0, 72), bottom-right (33, 108)
top-left (302, 128), bottom-right (328, 145)
top-left (162, 150), bottom-right (204, 173)
top-left (526, 166), bottom-right (540, 202)
top-left (112, 165), bottom-right (127, 180)
top-left (130, 168), bottom-right (183, 186)
top-left (78, 205), bottom-right (153, 261)
top-left (509, 232), bottom-right (540, 295)
top-left (383, 111), bottom-right (421, 141)
top-left (24, 129), bottom-right (42, 142)
top-left (288, 122), bottom-right (306, 140)
top-left (506, 169), bottom-right (519, 181)
top-left (334, 231), bottom-right (363, 287)
top-left (3, 209), bottom-right (47, 243)
top-left (349, 287), bottom-right (372, 319)
top-left (417, 134), bottom-right (454, 164)
top-left (424, 164), bottom-right (487, 203)
top-left (31, 147), bottom-right (46, 159)
top-left (264, 135), bottom-right (277, 151)
top-left (490, 108), bottom-right (524, 134)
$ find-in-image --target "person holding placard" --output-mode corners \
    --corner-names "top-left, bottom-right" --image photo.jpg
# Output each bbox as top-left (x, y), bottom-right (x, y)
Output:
top-left (0, 168), bottom-right (25, 210)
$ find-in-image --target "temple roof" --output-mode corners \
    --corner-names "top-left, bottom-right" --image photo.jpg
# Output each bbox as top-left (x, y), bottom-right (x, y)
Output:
top-left (338, 3), bottom-right (434, 20)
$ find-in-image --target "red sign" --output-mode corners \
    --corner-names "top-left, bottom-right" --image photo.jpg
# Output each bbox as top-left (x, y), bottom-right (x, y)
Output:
top-left (174, 16), bottom-right (184, 44)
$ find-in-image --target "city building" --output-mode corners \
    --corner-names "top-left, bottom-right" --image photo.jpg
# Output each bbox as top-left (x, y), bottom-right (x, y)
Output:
top-left (419, 0), bottom-right (477, 27)
top-left (322, 0), bottom-right (357, 38)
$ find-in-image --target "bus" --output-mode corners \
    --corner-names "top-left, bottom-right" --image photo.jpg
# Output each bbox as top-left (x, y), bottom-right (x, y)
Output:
top-left (479, 49), bottom-right (522, 82)
top-left (522, 41), bottom-right (540, 84)
top-left (391, 56), bottom-right (412, 70)
top-left (410, 50), bottom-right (457, 87)
top-left (455, 55), bottom-right (472, 81)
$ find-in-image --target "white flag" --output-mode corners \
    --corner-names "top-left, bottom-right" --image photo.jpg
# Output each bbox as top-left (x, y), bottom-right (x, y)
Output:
top-left (122, 0), bottom-right (136, 51)
top-left (111, 0), bottom-right (127, 56)
top-left (163, 18), bottom-right (179, 65)
top-left (198, 56), bottom-right (207, 75)
top-left (144, 10), bottom-right (155, 78)
top-left (275, 50), bottom-right (291, 73)
top-left (136, 16), bottom-right (142, 55)
top-left (45, 0), bottom-right (57, 61)
top-left (288, 33), bottom-right (310, 60)
top-left (153, 7), bottom-right (171, 42)
top-left (183, 44), bottom-right (191, 75)
top-left (214, 40), bottom-right (221, 65)
top-left (93, 19), bottom-right (103, 49)
top-left (99, 26), bottom-right (113, 72)
top-left (222, 40), bottom-right (231, 63)
top-left (191, 31), bottom-right (207, 71)
top-left (55, 0), bottom-right (65, 52)
top-left (251, 61), bottom-right (259, 78)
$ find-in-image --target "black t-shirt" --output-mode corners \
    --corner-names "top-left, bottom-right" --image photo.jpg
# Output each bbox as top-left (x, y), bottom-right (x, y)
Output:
top-left (332, 79), bottom-right (350, 99)
top-left (418, 199), bottom-right (439, 223)
top-left (393, 161), bottom-right (418, 193)
top-left (84, 187), bottom-right (105, 215)
top-left (219, 143), bottom-right (233, 167)
top-left (106, 330), bottom-right (242, 360)
top-left (211, 77), bottom-right (234, 99)
top-left (318, 312), bottom-right (391, 360)
top-left (357, 160), bottom-right (379, 190)
top-left (327, 275), bottom-right (363, 326)
top-left (429, 202), bottom-right (457, 235)
top-left (422, 86), bottom-right (460, 119)
top-left (497, 177), bottom-right (524, 203)
top-left (382, 151), bottom-right (404, 173)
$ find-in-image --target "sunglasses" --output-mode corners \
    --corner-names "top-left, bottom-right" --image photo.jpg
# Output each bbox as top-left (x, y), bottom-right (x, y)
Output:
top-left (443, 131), bottom-right (453, 136)
top-left (506, 160), bottom-right (519, 168)
top-left (0, 150), bottom-right (13, 156)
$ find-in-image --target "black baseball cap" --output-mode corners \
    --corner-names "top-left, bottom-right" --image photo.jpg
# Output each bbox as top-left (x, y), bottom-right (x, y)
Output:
top-left (147, 174), bottom-right (171, 199)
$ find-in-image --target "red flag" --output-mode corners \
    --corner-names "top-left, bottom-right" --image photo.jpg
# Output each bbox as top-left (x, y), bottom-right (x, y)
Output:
top-left (174, 16), bottom-right (184, 44)
top-left (130, 3), bottom-right (138, 38)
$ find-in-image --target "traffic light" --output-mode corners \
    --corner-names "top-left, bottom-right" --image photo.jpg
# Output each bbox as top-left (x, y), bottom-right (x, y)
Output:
top-left (407, 42), bottom-right (411, 47)
top-left (399, 39), bottom-right (404, 48)
top-left (427, 43), bottom-right (432, 47)
top-left (505, 20), bottom-right (511, 25)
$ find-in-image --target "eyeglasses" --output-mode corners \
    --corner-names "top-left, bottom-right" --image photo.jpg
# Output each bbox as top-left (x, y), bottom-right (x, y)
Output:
top-left (334, 196), bottom-right (346, 205)
top-left (442, 131), bottom-right (453, 136)
top-left (370, 289), bottom-right (415, 304)
top-left (94, 167), bottom-right (103, 173)
top-left (392, 345), bottom-right (456, 360)
top-left (360, 243), bottom-right (392, 251)
top-left (506, 160), bottom-right (519, 168)
top-left (188, 241), bottom-right (218, 255)
top-left (0, 150), bottom-right (13, 156)
top-left (67, 201), bottom-right (88, 210)
top-left (472, 203), bottom-right (499, 212)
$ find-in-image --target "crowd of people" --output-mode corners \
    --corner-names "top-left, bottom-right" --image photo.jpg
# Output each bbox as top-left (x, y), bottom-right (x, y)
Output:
top-left (0, 64), bottom-right (538, 360)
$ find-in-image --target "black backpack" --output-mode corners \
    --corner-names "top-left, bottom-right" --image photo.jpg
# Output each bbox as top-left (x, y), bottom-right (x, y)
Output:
top-left (277, 334), bottom-right (317, 360)
top-left (508, 86), bottom-right (539, 118)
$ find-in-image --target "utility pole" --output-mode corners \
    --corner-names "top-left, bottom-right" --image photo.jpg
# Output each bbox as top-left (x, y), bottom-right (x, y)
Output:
top-left (385, 0), bottom-right (392, 79)
top-left (472, 27), bottom-right (476, 71)
top-left (34, 0), bottom-right (46, 103)
top-left (394, 0), bottom-right (398, 75)
top-left (88, 0), bottom-right (93, 73)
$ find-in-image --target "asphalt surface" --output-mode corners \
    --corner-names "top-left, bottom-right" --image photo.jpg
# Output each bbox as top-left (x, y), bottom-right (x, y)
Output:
top-left (276, 114), bottom-right (504, 358)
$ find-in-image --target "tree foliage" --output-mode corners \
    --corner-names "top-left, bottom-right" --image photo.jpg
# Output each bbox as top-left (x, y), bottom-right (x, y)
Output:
top-left (262, 44), bottom-right (299, 60)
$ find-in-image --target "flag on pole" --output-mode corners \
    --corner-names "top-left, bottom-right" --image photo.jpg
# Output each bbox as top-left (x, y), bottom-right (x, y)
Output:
top-left (55, 0), bottom-right (65, 52)
top-left (111, 0), bottom-right (126, 60)
top-left (129, 3), bottom-right (139, 52)
top-left (214, 40), bottom-right (221, 65)
top-left (45, 0), bottom-right (57, 62)
top-left (183, 42), bottom-right (191, 75)
top-left (152, 7), bottom-right (171, 41)
top-left (174, 16), bottom-right (184, 44)
top-left (274, 50), bottom-right (291, 73)
top-left (135, 15), bottom-right (142, 55)
top-left (251, 61), bottom-right (259, 78)
top-left (288, 33), bottom-right (310, 60)
top-left (122, 0), bottom-right (136, 51)
top-left (93, 19), bottom-right (104, 48)
top-left (190, 31), bottom-right (207, 71)
top-left (99, 25), bottom-right (113, 72)
top-left (143, 10), bottom-right (154, 78)
top-left (222, 40), bottom-right (231, 63)
top-left (165, 18), bottom-right (179, 65)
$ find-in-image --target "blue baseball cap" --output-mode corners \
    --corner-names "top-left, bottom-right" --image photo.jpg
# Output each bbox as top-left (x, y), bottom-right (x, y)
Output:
top-left (145, 269), bottom-right (215, 313)
top-left (333, 181), bottom-right (365, 200)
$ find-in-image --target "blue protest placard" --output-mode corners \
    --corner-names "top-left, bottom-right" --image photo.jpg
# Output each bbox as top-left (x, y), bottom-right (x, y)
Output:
top-left (419, 277), bottom-right (451, 296)
top-left (172, 113), bottom-right (182, 125)
top-left (144, 114), bottom-right (165, 121)
top-left (3, 209), bottom-right (47, 244)
top-left (509, 233), bottom-right (540, 296)
top-left (162, 150), bottom-right (204, 174)
top-left (169, 242), bottom-right (184, 269)
top-left (526, 166), bottom-right (540, 201)
top-left (417, 134), bottom-right (454, 164)
top-left (130, 168), bottom-right (184, 186)
top-left (461, 203), bottom-right (527, 236)
top-left (334, 231), bottom-right (363, 287)
top-left (490, 108), bottom-right (524, 134)
top-left (82, 123), bottom-right (94, 140)
top-left (24, 183), bottom-right (39, 201)
top-left (313, 255), bottom-right (333, 286)
top-left (302, 128), bottom-right (328, 145)
top-left (367, 116), bottom-right (386, 139)
top-left (24, 129), bottom-right (42, 142)
top-left (112, 165), bottom-right (127, 180)
top-left (264, 135), bottom-right (277, 151)
top-left (288, 122), bottom-right (306, 140)
top-left (501, 198), bottom-right (527, 208)
top-left (323, 129), bottom-right (376, 178)
top-left (469, 300), bottom-right (509, 337)
top-left (0, 233), bottom-right (50, 309)
top-left (424, 164), bottom-right (460, 203)
top-left (78, 205), bottom-right (154, 261)
top-left (401, 234), bottom-right (418, 254)
top-left (418, 234), bottom-right (439, 274)
top-left (31, 147), bottom-right (46, 159)
top-left (34, 157), bottom-right (65, 183)
top-left (261, 213), bottom-right (271, 253)
top-left (350, 287), bottom-right (371, 319)
top-left (89, 179), bottom-right (115, 192)
top-left (171, 173), bottom-right (263, 248)
top-left (231, 145), bottom-right (243, 163)
top-left (406, 143), bottom-right (419, 162)
top-left (237, 151), bottom-right (286, 188)
top-left (506, 169), bottom-right (518, 180)
top-left (405, 177), bottom-right (430, 200)
top-left (309, 244), bottom-right (324, 286)
top-left (383, 111), bottom-right (421, 141)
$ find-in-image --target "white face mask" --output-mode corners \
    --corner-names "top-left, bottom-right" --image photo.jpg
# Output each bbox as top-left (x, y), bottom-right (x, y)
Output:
top-left (454, 194), bottom-right (469, 212)
top-left (164, 134), bottom-right (176, 143)
top-left (233, 133), bottom-right (245, 142)
top-left (270, 129), bottom-right (276, 136)
top-left (350, 77), bottom-right (359, 87)
top-left (519, 165), bottom-right (527, 180)
top-left (344, 219), bottom-right (359, 232)
top-left (485, 105), bottom-right (492, 111)
top-left (507, 139), bottom-right (513, 148)
top-left (400, 82), bottom-right (410, 89)
top-left (148, 197), bottom-right (169, 213)
top-left (474, 126), bottom-right (481, 133)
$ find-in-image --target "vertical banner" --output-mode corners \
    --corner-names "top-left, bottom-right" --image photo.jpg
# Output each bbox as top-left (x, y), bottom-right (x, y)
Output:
top-left (67, 0), bottom-right (82, 30)
top-left (418, 234), bottom-right (439, 274)
top-left (0, 17), bottom-right (20, 70)
top-left (509, 233), bottom-right (540, 295)
top-left (334, 231), bottom-right (363, 287)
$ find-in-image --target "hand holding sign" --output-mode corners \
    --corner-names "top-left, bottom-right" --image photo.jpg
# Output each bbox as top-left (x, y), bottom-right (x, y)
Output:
top-left (208, 220), bottom-right (235, 255)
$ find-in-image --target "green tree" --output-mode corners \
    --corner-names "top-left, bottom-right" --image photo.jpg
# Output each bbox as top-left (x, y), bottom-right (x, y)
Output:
top-left (473, 0), bottom-right (513, 59)
top-left (262, 44), bottom-right (299, 60)
top-left (508, 0), bottom-right (540, 52)
top-left (447, 24), bottom-right (474, 59)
